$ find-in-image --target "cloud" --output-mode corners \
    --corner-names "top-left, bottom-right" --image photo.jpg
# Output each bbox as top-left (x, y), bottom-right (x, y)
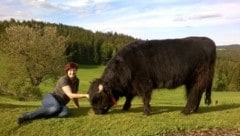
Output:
top-left (174, 14), bottom-right (222, 22)
top-left (0, 0), bottom-right (33, 20)
top-left (20, 0), bottom-right (60, 11)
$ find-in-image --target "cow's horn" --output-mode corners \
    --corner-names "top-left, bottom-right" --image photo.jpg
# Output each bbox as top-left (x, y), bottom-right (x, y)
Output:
top-left (98, 84), bottom-right (103, 93)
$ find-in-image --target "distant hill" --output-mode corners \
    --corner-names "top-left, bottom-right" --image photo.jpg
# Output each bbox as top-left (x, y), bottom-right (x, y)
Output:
top-left (216, 44), bottom-right (240, 62)
top-left (217, 44), bottom-right (240, 50)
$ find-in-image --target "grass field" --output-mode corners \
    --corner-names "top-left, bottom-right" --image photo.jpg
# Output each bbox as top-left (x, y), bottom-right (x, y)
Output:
top-left (1, 65), bottom-right (240, 136)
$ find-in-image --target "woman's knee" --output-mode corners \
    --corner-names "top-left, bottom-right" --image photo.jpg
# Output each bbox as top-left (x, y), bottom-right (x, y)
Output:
top-left (58, 106), bottom-right (69, 117)
top-left (46, 106), bottom-right (60, 115)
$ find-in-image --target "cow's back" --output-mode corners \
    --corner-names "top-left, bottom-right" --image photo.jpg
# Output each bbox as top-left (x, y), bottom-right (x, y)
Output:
top-left (116, 37), bottom-right (216, 88)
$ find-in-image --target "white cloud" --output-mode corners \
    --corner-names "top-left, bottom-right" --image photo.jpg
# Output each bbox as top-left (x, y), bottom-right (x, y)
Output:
top-left (21, 0), bottom-right (44, 7)
top-left (64, 0), bottom-right (113, 7)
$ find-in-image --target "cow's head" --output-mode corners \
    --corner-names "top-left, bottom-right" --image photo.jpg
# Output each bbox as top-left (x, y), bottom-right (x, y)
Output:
top-left (88, 79), bottom-right (116, 114)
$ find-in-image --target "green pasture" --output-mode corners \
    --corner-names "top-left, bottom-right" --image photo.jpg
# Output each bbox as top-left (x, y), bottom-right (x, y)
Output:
top-left (0, 65), bottom-right (240, 136)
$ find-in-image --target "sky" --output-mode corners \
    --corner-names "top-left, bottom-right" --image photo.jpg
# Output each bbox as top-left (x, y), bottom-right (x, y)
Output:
top-left (1, 0), bottom-right (240, 45)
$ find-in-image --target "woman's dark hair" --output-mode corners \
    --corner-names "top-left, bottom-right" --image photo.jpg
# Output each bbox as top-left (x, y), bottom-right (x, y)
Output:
top-left (65, 62), bottom-right (79, 73)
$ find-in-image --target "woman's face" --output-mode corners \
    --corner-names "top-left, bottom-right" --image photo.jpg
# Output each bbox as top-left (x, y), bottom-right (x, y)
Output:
top-left (67, 68), bottom-right (77, 79)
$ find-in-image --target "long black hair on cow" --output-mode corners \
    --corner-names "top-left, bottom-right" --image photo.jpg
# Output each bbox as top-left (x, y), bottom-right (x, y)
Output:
top-left (88, 37), bottom-right (216, 115)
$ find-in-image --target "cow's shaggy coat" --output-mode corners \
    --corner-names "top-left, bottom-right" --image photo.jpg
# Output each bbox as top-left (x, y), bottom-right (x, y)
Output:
top-left (88, 37), bottom-right (216, 115)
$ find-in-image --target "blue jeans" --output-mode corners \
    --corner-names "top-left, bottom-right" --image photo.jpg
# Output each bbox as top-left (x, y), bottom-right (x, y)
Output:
top-left (23, 93), bottom-right (69, 120)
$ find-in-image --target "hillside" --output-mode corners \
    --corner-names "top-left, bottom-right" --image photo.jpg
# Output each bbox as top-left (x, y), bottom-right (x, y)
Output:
top-left (217, 44), bottom-right (240, 49)
top-left (0, 19), bottom-right (135, 65)
top-left (216, 44), bottom-right (240, 62)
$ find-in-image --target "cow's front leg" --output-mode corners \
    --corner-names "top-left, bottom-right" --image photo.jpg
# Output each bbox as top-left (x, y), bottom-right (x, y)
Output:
top-left (132, 78), bottom-right (153, 115)
top-left (140, 87), bottom-right (153, 115)
top-left (142, 95), bottom-right (151, 115)
top-left (123, 94), bottom-right (134, 110)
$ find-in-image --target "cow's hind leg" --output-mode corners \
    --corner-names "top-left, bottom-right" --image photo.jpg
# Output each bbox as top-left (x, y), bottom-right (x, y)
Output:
top-left (183, 65), bottom-right (210, 115)
top-left (123, 94), bottom-right (134, 110)
top-left (205, 84), bottom-right (212, 105)
top-left (183, 81), bottom-right (205, 115)
top-left (193, 90), bottom-right (204, 112)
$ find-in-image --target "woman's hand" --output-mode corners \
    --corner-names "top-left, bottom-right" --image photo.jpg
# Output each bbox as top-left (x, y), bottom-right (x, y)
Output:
top-left (85, 94), bottom-right (89, 99)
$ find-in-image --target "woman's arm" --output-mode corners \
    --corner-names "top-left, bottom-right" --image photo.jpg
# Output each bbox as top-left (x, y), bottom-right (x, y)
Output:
top-left (62, 85), bottom-right (89, 99)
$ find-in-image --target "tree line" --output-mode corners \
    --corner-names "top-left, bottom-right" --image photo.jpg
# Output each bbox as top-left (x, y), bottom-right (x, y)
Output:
top-left (0, 19), bottom-right (239, 100)
top-left (0, 19), bottom-right (135, 65)
top-left (214, 46), bottom-right (240, 92)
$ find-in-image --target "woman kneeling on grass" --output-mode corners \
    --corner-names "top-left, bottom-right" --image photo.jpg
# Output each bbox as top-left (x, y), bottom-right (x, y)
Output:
top-left (18, 62), bottom-right (89, 125)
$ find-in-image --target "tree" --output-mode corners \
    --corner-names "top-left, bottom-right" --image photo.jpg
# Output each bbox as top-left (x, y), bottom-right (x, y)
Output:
top-left (1, 25), bottom-right (68, 99)
top-left (214, 48), bottom-right (240, 92)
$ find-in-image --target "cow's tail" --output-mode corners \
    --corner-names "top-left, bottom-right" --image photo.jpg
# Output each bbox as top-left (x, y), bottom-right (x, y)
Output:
top-left (205, 39), bottom-right (216, 105)
top-left (205, 63), bottom-right (215, 105)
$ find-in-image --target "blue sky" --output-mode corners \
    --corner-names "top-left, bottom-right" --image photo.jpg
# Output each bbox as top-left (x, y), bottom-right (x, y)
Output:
top-left (1, 0), bottom-right (240, 45)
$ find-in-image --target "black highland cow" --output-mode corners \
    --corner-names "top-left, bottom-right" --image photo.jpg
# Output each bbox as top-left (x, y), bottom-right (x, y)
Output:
top-left (88, 37), bottom-right (216, 115)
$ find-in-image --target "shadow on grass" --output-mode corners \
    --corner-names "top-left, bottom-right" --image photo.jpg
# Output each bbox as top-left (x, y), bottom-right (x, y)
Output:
top-left (197, 104), bottom-right (240, 114)
top-left (68, 107), bottom-right (92, 117)
top-left (0, 103), bottom-right (38, 109)
top-left (2, 103), bottom-right (240, 116)
top-left (110, 104), bottom-right (240, 115)
top-left (0, 103), bottom-right (91, 117)
top-left (110, 105), bottom-right (182, 115)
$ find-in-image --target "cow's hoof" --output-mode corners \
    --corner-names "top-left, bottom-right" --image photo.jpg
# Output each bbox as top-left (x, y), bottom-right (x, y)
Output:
top-left (181, 108), bottom-right (192, 115)
top-left (143, 112), bottom-right (150, 116)
top-left (122, 104), bottom-right (131, 111)
top-left (205, 98), bottom-right (211, 105)
top-left (143, 110), bottom-right (151, 116)
top-left (122, 108), bottom-right (129, 111)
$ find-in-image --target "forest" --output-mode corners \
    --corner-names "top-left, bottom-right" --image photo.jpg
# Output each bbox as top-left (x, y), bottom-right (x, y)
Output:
top-left (0, 19), bottom-right (239, 100)
top-left (0, 19), bottom-right (135, 65)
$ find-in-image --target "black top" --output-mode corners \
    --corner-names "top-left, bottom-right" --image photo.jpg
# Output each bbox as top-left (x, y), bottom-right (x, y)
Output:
top-left (52, 75), bottom-right (79, 105)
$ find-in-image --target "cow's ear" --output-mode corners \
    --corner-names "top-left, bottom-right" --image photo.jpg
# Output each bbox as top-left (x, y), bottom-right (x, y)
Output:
top-left (98, 84), bottom-right (104, 93)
